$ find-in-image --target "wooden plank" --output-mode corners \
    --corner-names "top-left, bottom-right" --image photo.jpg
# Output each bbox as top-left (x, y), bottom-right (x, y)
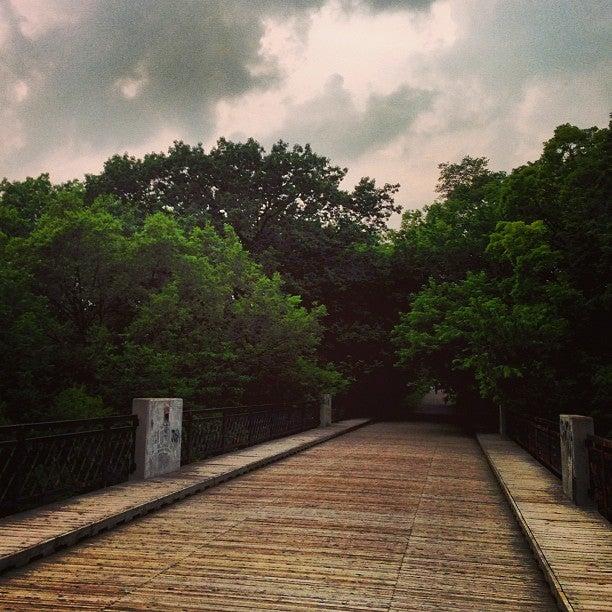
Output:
top-left (0, 423), bottom-right (556, 610)
top-left (478, 433), bottom-right (612, 612)
top-left (0, 419), bottom-right (370, 573)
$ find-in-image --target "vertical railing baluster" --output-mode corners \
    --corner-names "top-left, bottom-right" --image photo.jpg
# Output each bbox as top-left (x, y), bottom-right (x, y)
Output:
top-left (102, 419), bottom-right (112, 488)
top-left (183, 410), bottom-right (191, 465)
top-left (6, 427), bottom-right (26, 515)
top-left (130, 415), bottom-right (139, 475)
top-left (221, 409), bottom-right (227, 452)
top-left (267, 406), bottom-right (272, 441)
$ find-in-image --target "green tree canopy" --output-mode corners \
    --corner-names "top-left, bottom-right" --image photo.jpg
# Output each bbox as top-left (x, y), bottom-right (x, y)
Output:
top-left (1, 122), bottom-right (609, 429)
top-left (85, 138), bottom-right (403, 412)
top-left (0, 183), bottom-right (343, 423)
top-left (392, 122), bottom-right (611, 430)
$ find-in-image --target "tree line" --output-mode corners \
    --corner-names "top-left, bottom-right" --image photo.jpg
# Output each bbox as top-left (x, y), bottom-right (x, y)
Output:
top-left (0, 122), bottom-right (609, 431)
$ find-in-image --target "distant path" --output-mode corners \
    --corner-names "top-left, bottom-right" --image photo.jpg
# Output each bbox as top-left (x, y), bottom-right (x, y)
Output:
top-left (0, 422), bottom-right (555, 610)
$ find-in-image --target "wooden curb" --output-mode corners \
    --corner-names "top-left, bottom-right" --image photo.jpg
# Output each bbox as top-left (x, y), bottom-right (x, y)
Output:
top-left (477, 434), bottom-right (573, 612)
top-left (0, 418), bottom-right (371, 574)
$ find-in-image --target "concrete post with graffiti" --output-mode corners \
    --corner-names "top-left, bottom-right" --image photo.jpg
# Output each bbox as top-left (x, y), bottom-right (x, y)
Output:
top-left (132, 398), bottom-right (183, 479)
top-left (560, 414), bottom-right (594, 506)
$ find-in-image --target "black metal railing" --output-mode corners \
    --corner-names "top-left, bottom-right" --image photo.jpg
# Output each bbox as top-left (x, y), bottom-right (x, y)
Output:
top-left (587, 434), bottom-right (612, 521)
top-left (506, 410), bottom-right (562, 477)
top-left (0, 415), bottom-right (138, 517)
top-left (181, 401), bottom-right (319, 465)
top-left (331, 401), bottom-right (346, 423)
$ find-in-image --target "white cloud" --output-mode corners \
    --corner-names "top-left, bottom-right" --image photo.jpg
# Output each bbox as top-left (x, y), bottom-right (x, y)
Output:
top-left (0, 0), bottom-right (609, 221)
top-left (8, 0), bottom-right (85, 39)
top-left (23, 126), bottom-right (183, 183)
top-left (115, 64), bottom-right (148, 100)
top-left (12, 79), bottom-right (28, 101)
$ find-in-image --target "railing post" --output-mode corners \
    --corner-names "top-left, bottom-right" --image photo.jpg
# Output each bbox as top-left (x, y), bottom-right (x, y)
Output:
top-left (182, 409), bottom-right (191, 466)
top-left (132, 398), bottom-right (183, 480)
top-left (248, 409), bottom-right (254, 446)
top-left (320, 394), bottom-right (332, 427)
top-left (130, 415), bottom-right (139, 474)
top-left (499, 406), bottom-right (507, 436)
top-left (221, 409), bottom-right (227, 451)
top-left (102, 419), bottom-right (112, 487)
top-left (560, 414), bottom-right (594, 506)
top-left (6, 427), bottom-right (26, 515)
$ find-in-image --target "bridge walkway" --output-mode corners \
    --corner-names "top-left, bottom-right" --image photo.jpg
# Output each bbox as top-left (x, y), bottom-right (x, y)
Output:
top-left (0, 422), bottom-right (555, 610)
top-left (0, 419), bottom-right (368, 573)
top-left (479, 433), bottom-right (612, 611)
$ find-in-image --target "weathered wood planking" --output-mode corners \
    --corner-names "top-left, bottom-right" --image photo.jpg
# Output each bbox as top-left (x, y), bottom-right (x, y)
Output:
top-left (0, 422), bottom-right (555, 610)
top-left (479, 434), bottom-right (612, 612)
top-left (0, 419), bottom-right (370, 573)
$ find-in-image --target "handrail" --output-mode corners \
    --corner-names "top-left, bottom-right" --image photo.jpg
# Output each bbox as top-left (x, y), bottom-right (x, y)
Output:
top-left (0, 398), bottom-right (327, 517)
top-left (505, 409), bottom-right (562, 477)
top-left (0, 414), bottom-right (138, 517)
top-left (181, 400), bottom-right (320, 465)
top-left (0, 414), bottom-right (136, 431)
top-left (587, 434), bottom-right (612, 449)
top-left (0, 422), bottom-right (138, 445)
top-left (184, 400), bottom-right (317, 413)
top-left (586, 433), bottom-right (612, 521)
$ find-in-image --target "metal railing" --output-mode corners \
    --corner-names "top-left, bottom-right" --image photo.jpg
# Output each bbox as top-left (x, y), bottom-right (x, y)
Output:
top-left (586, 434), bottom-right (612, 521)
top-left (181, 401), bottom-right (319, 465)
top-left (331, 401), bottom-right (346, 423)
top-left (506, 410), bottom-right (562, 477)
top-left (0, 415), bottom-right (138, 517)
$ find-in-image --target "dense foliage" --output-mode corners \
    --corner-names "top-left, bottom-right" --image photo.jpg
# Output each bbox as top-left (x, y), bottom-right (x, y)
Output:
top-left (392, 123), bottom-right (611, 429)
top-left (1, 121), bottom-right (609, 428)
top-left (84, 139), bottom-right (403, 411)
top-left (0, 179), bottom-right (343, 422)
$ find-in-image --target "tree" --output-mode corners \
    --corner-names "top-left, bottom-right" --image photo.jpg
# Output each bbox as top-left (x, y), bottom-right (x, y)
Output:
top-left (84, 139), bottom-right (399, 249)
top-left (3, 121), bottom-right (608, 430)
top-left (0, 174), bottom-right (56, 237)
top-left (394, 222), bottom-right (573, 416)
top-left (85, 138), bottom-right (402, 413)
top-left (436, 156), bottom-right (502, 200)
top-left (393, 122), bottom-right (611, 431)
top-left (392, 157), bottom-right (505, 284)
top-left (0, 183), bottom-right (342, 422)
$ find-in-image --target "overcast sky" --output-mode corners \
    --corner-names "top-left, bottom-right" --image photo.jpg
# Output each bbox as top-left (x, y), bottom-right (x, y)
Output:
top-left (1, 0), bottom-right (610, 216)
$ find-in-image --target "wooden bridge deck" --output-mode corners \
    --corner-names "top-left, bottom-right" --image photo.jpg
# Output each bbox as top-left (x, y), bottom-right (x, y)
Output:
top-left (0, 421), bottom-right (556, 610)
top-left (479, 434), bottom-right (612, 612)
top-left (0, 419), bottom-right (369, 573)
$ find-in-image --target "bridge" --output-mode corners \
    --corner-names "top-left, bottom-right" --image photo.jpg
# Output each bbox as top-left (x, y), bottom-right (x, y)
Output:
top-left (0, 419), bottom-right (610, 610)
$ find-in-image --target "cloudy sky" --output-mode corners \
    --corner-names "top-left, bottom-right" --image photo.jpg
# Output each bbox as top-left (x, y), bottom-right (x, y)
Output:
top-left (1, 0), bottom-right (610, 216)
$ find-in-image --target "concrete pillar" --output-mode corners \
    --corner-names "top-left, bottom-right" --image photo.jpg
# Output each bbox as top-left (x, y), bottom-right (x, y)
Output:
top-left (499, 406), bottom-right (507, 436)
top-left (320, 394), bottom-right (332, 427)
top-left (132, 398), bottom-right (183, 480)
top-left (560, 414), bottom-right (594, 506)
